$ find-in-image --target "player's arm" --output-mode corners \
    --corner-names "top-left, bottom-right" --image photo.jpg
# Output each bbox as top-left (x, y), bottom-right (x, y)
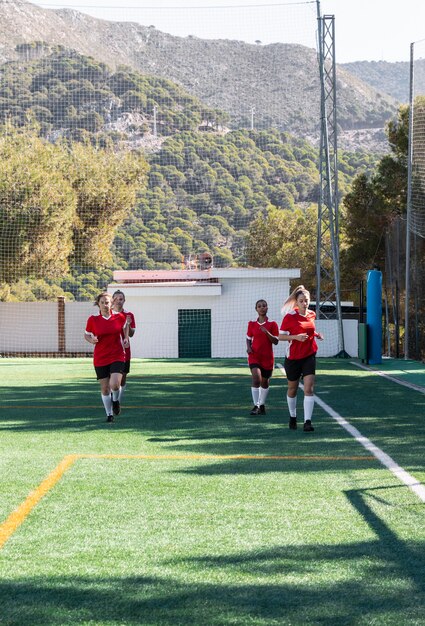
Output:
top-left (123, 316), bottom-right (130, 347)
top-left (246, 336), bottom-right (253, 354)
top-left (278, 330), bottom-right (308, 342)
top-left (84, 331), bottom-right (98, 344)
top-left (259, 326), bottom-right (279, 345)
top-left (127, 314), bottom-right (135, 337)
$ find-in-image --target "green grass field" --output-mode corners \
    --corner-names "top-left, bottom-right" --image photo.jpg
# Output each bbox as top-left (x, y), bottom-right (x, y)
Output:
top-left (1, 358), bottom-right (425, 626)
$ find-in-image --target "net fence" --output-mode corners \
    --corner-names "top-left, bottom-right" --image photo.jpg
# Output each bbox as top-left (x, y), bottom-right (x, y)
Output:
top-left (405, 39), bottom-right (425, 359)
top-left (0, 0), bottom-right (351, 359)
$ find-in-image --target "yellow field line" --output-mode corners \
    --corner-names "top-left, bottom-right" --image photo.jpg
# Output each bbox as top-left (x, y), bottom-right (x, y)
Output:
top-left (0, 454), bottom-right (78, 550)
top-left (0, 452), bottom-right (375, 550)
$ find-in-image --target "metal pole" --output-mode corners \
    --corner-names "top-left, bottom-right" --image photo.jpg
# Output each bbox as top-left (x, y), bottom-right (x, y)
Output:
top-left (316, 0), bottom-right (323, 312)
top-left (404, 42), bottom-right (414, 359)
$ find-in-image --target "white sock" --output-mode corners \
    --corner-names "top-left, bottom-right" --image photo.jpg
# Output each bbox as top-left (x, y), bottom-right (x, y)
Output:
top-left (303, 395), bottom-right (315, 422)
top-left (101, 393), bottom-right (112, 416)
top-left (287, 395), bottom-right (297, 418)
top-left (112, 389), bottom-right (119, 401)
top-left (251, 387), bottom-right (260, 405)
top-left (118, 384), bottom-right (126, 402)
top-left (259, 387), bottom-right (269, 406)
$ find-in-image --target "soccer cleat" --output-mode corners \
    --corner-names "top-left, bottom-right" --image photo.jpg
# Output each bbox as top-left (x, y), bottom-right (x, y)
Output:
top-left (289, 416), bottom-right (297, 430)
top-left (303, 419), bottom-right (315, 432)
top-left (112, 400), bottom-right (121, 416)
top-left (250, 405), bottom-right (261, 415)
top-left (259, 405), bottom-right (266, 415)
top-left (106, 415), bottom-right (114, 423)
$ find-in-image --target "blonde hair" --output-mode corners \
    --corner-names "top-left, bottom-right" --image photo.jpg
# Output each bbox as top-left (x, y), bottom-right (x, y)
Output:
top-left (281, 285), bottom-right (310, 315)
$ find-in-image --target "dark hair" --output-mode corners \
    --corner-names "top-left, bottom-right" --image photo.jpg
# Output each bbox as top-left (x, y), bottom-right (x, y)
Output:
top-left (255, 299), bottom-right (268, 308)
top-left (94, 292), bottom-right (111, 307)
top-left (112, 289), bottom-right (125, 299)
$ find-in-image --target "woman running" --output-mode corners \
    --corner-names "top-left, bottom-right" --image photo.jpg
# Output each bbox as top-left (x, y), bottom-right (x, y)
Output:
top-left (246, 299), bottom-right (279, 416)
top-left (112, 289), bottom-right (136, 406)
top-left (279, 285), bottom-right (324, 431)
top-left (85, 292), bottom-right (130, 423)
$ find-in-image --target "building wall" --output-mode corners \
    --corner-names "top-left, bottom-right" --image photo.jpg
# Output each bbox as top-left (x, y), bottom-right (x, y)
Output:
top-left (110, 276), bottom-right (292, 359)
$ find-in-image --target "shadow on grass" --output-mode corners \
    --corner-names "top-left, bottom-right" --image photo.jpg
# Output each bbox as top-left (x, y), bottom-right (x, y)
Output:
top-left (1, 534), bottom-right (425, 625)
top-left (1, 358), bottom-right (425, 472)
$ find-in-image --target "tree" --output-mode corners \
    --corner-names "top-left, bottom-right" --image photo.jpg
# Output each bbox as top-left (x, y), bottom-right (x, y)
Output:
top-left (340, 105), bottom-right (408, 286)
top-left (67, 142), bottom-right (149, 268)
top-left (246, 205), bottom-right (318, 285)
top-left (0, 128), bottom-right (76, 283)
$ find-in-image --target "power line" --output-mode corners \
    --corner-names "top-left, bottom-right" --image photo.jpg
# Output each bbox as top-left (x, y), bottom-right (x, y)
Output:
top-left (36, 1), bottom-right (316, 9)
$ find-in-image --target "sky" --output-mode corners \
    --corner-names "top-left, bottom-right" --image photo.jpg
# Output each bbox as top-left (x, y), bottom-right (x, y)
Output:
top-left (33, 0), bottom-right (425, 63)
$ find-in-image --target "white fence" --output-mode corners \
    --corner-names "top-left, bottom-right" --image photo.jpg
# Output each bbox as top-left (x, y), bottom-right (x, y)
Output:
top-left (0, 300), bottom-right (359, 358)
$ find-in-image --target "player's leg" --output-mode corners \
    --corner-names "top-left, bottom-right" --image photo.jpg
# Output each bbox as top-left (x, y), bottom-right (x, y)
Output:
top-left (284, 357), bottom-right (300, 429)
top-left (302, 374), bottom-right (315, 432)
top-left (118, 361), bottom-right (129, 403)
top-left (97, 370), bottom-right (113, 422)
top-left (301, 355), bottom-right (316, 432)
top-left (249, 365), bottom-right (261, 414)
top-left (258, 368), bottom-right (272, 414)
top-left (110, 362), bottom-right (124, 416)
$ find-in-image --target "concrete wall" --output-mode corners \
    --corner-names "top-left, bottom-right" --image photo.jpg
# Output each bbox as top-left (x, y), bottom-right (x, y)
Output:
top-left (0, 302), bottom-right (58, 352)
top-left (65, 301), bottom-right (96, 352)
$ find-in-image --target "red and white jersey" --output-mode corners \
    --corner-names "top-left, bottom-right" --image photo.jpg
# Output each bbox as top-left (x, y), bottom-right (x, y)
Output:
top-left (85, 312), bottom-right (127, 367)
top-left (246, 317), bottom-right (279, 370)
top-left (113, 308), bottom-right (136, 362)
top-left (280, 309), bottom-right (318, 360)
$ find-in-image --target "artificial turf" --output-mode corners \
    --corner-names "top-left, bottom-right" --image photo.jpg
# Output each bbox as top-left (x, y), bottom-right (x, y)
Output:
top-left (0, 358), bottom-right (424, 625)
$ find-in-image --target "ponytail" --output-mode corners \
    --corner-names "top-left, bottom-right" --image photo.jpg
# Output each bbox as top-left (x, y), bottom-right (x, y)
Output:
top-left (281, 285), bottom-right (310, 315)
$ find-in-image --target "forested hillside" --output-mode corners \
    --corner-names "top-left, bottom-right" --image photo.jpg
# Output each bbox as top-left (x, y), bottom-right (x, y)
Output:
top-left (0, 48), bottom-right (378, 301)
top-left (114, 129), bottom-right (375, 274)
top-left (0, 47), bottom-right (228, 141)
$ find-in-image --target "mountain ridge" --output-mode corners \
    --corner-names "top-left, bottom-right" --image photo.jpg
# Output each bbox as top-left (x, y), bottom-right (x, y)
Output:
top-left (0, 0), bottom-right (398, 151)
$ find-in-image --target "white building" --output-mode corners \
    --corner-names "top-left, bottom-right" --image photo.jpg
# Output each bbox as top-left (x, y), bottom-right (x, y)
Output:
top-left (109, 268), bottom-right (299, 359)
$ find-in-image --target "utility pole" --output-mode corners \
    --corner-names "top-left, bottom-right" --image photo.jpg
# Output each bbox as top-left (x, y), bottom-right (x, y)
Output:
top-left (250, 106), bottom-right (255, 130)
top-left (153, 105), bottom-right (158, 137)
top-left (316, 0), bottom-right (347, 356)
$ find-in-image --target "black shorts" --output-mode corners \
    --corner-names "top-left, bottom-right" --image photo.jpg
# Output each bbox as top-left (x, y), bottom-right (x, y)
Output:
top-left (284, 354), bottom-right (316, 381)
top-left (249, 363), bottom-right (273, 379)
top-left (95, 361), bottom-right (125, 380)
top-left (123, 360), bottom-right (130, 375)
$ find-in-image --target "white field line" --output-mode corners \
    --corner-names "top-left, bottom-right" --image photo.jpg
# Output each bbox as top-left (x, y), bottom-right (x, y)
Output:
top-left (351, 361), bottom-right (425, 394)
top-left (276, 363), bottom-right (425, 503)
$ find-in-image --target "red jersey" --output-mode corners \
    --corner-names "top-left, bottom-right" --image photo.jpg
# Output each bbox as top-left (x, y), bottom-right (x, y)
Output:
top-left (246, 317), bottom-right (279, 370)
top-left (113, 309), bottom-right (136, 362)
top-left (85, 312), bottom-right (127, 367)
top-left (280, 309), bottom-right (319, 360)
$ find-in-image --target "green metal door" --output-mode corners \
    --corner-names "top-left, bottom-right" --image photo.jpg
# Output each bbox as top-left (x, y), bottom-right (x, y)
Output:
top-left (178, 309), bottom-right (211, 358)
